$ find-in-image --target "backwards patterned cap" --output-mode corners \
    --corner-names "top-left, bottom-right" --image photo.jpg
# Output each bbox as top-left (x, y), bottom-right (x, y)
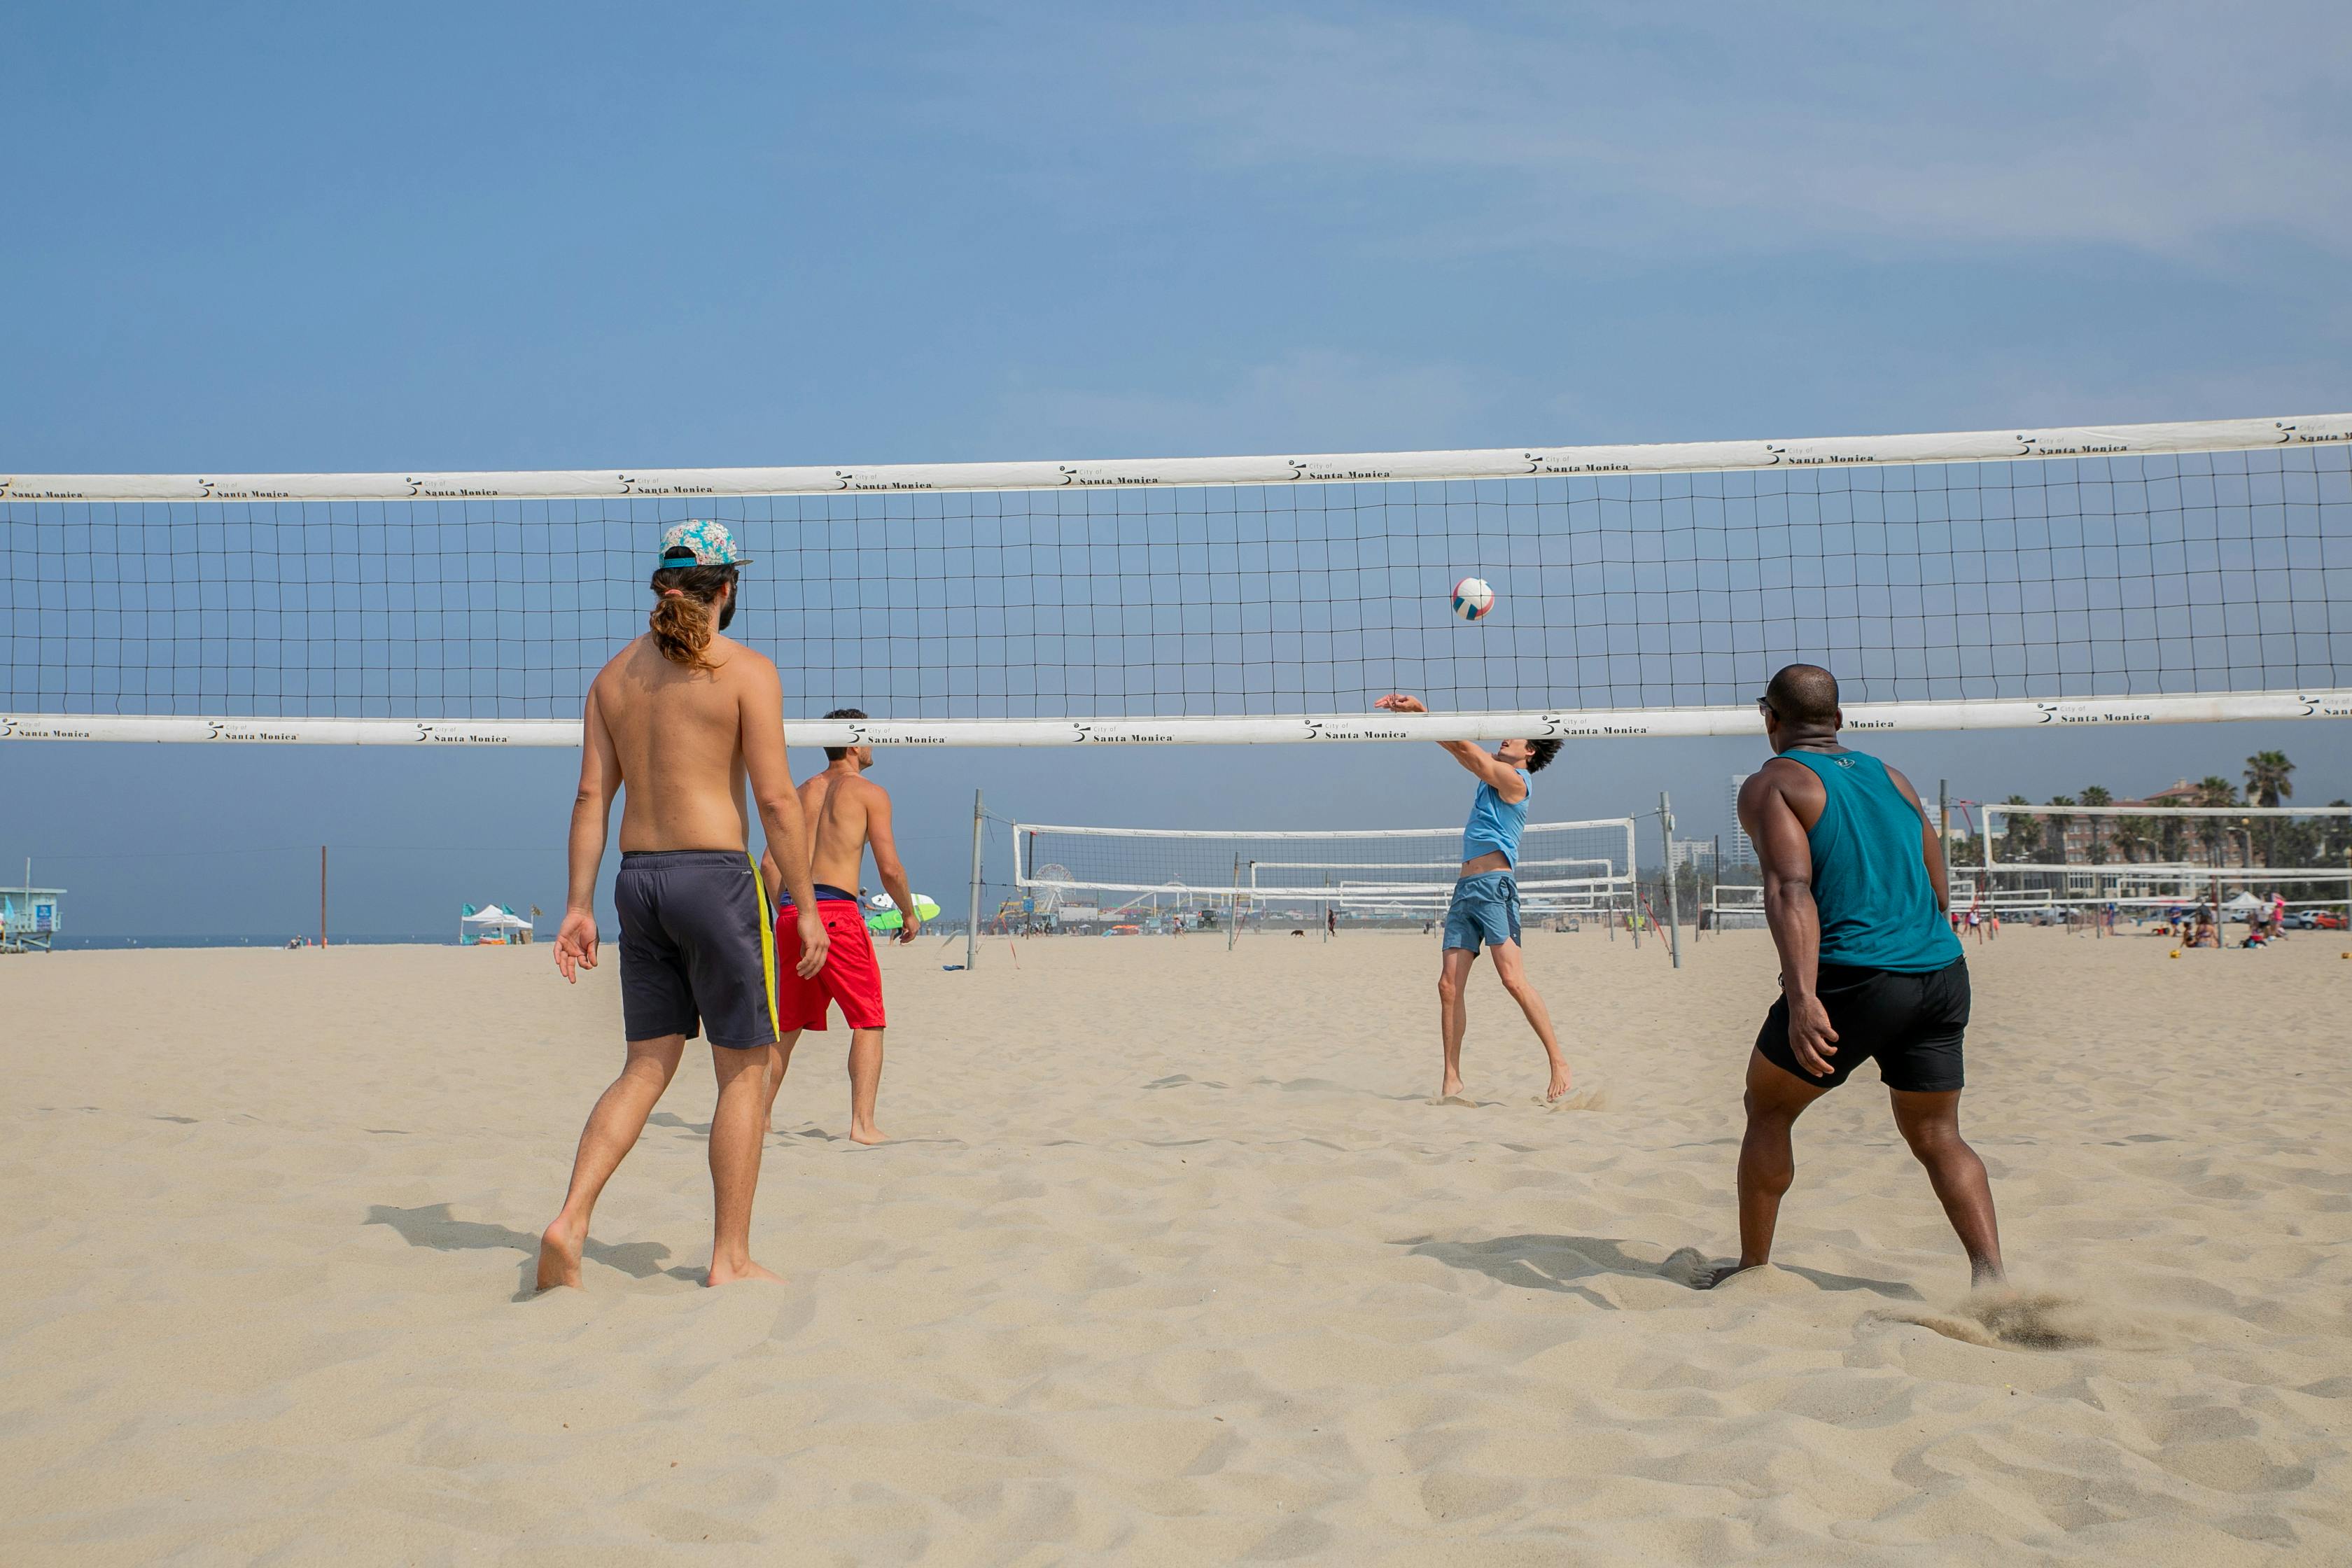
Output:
top-left (654, 519), bottom-right (751, 570)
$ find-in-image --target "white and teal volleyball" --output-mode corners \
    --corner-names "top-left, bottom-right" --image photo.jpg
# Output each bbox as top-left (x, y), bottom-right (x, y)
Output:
top-left (1451, 577), bottom-right (1495, 622)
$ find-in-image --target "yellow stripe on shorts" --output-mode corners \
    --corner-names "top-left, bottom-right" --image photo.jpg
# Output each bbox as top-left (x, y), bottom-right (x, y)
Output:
top-left (750, 852), bottom-right (782, 1042)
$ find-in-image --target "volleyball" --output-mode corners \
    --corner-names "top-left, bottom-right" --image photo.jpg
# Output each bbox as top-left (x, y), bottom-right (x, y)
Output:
top-left (1451, 577), bottom-right (1494, 622)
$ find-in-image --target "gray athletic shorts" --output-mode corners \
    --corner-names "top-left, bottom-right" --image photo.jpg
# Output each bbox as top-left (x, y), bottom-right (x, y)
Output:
top-left (1443, 869), bottom-right (1521, 953)
top-left (614, 850), bottom-right (777, 1049)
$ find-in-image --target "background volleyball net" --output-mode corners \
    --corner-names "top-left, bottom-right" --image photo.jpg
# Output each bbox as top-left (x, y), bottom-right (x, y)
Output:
top-left (1959, 802), bottom-right (2352, 915)
top-left (1009, 818), bottom-right (1638, 927)
top-left (5, 413), bottom-right (2350, 747)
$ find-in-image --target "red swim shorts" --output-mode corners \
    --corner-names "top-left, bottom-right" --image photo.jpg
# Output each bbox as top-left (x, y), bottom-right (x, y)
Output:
top-left (775, 899), bottom-right (887, 1032)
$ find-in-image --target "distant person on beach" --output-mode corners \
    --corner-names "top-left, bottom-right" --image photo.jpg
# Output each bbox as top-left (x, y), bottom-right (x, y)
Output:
top-left (1709, 664), bottom-right (2004, 1290)
top-left (761, 708), bottom-right (919, 1146)
top-left (538, 521), bottom-right (827, 1292)
top-left (1371, 693), bottom-right (1572, 1102)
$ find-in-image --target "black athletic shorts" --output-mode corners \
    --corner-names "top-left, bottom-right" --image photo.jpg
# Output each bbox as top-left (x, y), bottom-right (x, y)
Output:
top-left (1756, 957), bottom-right (1970, 1093)
top-left (613, 850), bottom-right (778, 1049)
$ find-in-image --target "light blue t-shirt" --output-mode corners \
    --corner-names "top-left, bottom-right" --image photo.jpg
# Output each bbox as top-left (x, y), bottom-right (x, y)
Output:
top-left (1463, 769), bottom-right (1530, 867)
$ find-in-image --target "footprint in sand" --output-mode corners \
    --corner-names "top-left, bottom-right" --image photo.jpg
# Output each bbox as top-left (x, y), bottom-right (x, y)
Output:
top-left (1702, 1262), bottom-right (1819, 1297)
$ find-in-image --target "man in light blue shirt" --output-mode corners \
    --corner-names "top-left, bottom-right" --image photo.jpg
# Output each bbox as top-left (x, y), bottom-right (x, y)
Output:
top-left (1376, 694), bottom-right (1573, 1102)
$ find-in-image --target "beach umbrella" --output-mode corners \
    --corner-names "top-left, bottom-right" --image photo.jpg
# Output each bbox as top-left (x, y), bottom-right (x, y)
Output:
top-left (865, 893), bottom-right (942, 931)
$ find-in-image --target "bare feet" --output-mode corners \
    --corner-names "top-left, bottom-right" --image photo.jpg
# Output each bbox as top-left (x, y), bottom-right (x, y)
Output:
top-left (849, 1124), bottom-right (887, 1146)
top-left (1440, 1071), bottom-right (1466, 1100)
top-left (535, 1217), bottom-right (585, 1292)
top-left (1701, 1261), bottom-right (1756, 1289)
top-left (706, 1257), bottom-right (785, 1287)
top-left (1545, 1061), bottom-right (1572, 1102)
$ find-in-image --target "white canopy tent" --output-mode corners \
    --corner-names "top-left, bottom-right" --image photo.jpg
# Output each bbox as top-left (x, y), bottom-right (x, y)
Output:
top-left (460, 904), bottom-right (536, 944)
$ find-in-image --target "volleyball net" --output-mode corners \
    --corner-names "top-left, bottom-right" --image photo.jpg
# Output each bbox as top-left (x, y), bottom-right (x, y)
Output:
top-left (1011, 818), bottom-right (1638, 924)
top-left (1960, 802), bottom-right (2352, 913)
top-left (5, 412), bottom-right (2351, 748)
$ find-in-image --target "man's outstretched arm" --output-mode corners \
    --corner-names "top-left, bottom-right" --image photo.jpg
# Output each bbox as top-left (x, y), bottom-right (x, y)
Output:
top-left (1373, 693), bottom-right (1526, 799)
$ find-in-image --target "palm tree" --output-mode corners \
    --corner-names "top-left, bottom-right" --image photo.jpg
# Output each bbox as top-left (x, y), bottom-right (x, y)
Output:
top-left (2244, 750), bottom-right (2294, 867)
top-left (2044, 794), bottom-right (2076, 864)
top-left (2244, 750), bottom-right (2295, 807)
top-left (2194, 776), bottom-right (2237, 866)
top-left (2109, 815), bottom-right (2155, 864)
top-left (2079, 785), bottom-right (2112, 864)
top-left (1998, 795), bottom-right (2038, 863)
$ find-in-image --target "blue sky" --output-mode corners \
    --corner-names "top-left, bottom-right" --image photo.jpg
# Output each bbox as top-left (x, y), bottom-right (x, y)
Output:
top-left (4, 2), bottom-right (2348, 935)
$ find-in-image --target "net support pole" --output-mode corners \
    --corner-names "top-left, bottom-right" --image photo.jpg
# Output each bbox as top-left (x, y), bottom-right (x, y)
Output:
top-left (1708, 833), bottom-right (1721, 941)
top-left (1659, 792), bottom-right (1682, 970)
top-left (1228, 857), bottom-right (1240, 952)
top-left (318, 846), bottom-right (328, 949)
top-left (1938, 780), bottom-right (1951, 907)
top-left (966, 790), bottom-right (983, 972)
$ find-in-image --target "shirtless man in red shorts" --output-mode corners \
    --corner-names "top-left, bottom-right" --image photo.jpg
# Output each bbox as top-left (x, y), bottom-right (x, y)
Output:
top-left (760, 708), bottom-right (920, 1144)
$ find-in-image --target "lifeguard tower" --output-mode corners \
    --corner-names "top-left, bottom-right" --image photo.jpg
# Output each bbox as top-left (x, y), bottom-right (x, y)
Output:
top-left (0, 883), bottom-right (65, 954)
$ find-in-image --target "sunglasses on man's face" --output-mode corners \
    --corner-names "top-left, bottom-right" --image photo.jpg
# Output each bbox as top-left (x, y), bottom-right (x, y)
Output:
top-left (1756, 697), bottom-right (1776, 720)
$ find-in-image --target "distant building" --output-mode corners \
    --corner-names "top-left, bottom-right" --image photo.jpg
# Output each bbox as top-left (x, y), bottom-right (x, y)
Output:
top-left (1667, 836), bottom-right (1714, 873)
top-left (1726, 774), bottom-right (1756, 869)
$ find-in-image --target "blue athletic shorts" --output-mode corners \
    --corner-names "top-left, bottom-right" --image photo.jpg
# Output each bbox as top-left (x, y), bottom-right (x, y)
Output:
top-left (1443, 869), bottom-right (1521, 953)
top-left (614, 850), bottom-right (779, 1049)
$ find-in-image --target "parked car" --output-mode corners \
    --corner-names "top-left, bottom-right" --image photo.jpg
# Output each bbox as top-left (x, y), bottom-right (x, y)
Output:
top-left (2283, 909), bottom-right (2346, 930)
top-left (1105, 923), bottom-right (1141, 936)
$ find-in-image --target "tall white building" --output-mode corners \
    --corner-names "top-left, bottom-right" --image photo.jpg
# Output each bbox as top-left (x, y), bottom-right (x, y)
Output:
top-left (1667, 836), bottom-right (1714, 873)
top-left (1726, 774), bottom-right (1756, 870)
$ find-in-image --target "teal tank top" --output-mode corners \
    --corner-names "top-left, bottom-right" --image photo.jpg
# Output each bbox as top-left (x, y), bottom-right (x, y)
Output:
top-left (1782, 749), bottom-right (1963, 972)
top-left (1464, 770), bottom-right (1530, 867)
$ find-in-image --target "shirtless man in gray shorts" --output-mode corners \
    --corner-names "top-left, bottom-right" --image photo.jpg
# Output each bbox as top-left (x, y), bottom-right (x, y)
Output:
top-left (537, 519), bottom-right (828, 1291)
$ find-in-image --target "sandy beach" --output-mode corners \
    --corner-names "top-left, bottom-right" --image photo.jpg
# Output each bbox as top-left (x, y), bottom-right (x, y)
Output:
top-left (3, 925), bottom-right (2348, 1563)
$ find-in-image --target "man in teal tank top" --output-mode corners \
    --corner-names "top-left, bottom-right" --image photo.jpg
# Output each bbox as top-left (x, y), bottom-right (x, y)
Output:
top-left (1710, 664), bottom-right (2005, 1290)
top-left (1374, 694), bottom-right (1574, 1103)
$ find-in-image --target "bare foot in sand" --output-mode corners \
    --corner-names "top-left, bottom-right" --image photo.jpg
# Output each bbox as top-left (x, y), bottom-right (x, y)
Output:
top-left (706, 1257), bottom-right (785, 1287)
top-left (849, 1124), bottom-right (887, 1146)
top-left (1700, 1261), bottom-right (1751, 1289)
top-left (536, 1217), bottom-right (585, 1292)
top-left (1544, 1061), bottom-right (1572, 1102)
top-left (1440, 1070), bottom-right (1466, 1100)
